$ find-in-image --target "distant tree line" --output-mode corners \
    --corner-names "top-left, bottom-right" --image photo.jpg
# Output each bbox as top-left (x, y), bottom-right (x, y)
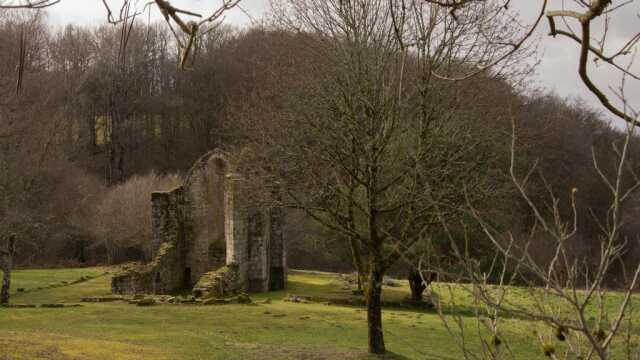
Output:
top-left (0, 11), bottom-right (638, 285)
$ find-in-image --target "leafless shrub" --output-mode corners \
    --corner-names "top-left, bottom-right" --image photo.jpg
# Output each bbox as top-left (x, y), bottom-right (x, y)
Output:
top-left (90, 172), bottom-right (181, 264)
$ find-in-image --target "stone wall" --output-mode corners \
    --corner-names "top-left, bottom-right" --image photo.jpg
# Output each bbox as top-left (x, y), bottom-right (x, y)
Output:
top-left (112, 149), bottom-right (286, 296)
top-left (111, 241), bottom-right (183, 294)
top-left (112, 187), bottom-right (186, 294)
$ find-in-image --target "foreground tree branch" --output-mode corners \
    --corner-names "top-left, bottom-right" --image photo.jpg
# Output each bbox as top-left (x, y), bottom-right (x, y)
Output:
top-left (427, 112), bottom-right (640, 359)
top-left (1, 0), bottom-right (242, 69)
top-left (546, 1), bottom-right (639, 126)
top-left (0, 0), bottom-right (59, 8)
top-left (422, 0), bottom-right (640, 126)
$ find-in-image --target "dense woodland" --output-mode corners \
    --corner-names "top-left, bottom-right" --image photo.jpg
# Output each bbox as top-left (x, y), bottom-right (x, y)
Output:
top-left (0, 11), bottom-right (638, 283)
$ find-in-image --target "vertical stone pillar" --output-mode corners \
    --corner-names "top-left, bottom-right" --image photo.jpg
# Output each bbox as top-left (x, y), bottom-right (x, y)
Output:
top-left (247, 209), bottom-right (271, 292)
top-left (151, 192), bottom-right (170, 259)
top-left (269, 207), bottom-right (287, 290)
top-left (186, 165), bottom-right (210, 285)
top-left (225, 173), bottom-right (248, 290)
top-left (147, 186), bottom-right (186, 293)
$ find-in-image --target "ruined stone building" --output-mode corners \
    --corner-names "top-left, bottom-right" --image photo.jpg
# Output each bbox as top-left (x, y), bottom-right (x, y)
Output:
top-left (112, 150), bottom-right (286, 297)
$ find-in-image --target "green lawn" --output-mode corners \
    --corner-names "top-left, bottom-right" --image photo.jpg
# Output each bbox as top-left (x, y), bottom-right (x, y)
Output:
top-left (0, 268), bottom-right (636, 359)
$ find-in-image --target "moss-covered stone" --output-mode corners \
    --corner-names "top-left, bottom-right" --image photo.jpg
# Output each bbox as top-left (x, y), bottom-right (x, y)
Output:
top-left (203, 298), bottom-right (230, 305)
top-left (193, 264), bottom-right (241, 298)
top-left (236, 293), bottom-right (252, 304)
top-left (111, 242), bottom-right (182, 295)
top-left (137, 298), bottom-right (156, 306)
top-left (178, 296), bottom-right (196, 304)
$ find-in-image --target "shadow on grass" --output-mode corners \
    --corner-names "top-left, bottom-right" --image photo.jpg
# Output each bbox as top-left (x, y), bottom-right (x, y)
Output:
top-left (283, 276), bottom-right (539, 323)
top-left (365, 351), bottom-right (412, 360)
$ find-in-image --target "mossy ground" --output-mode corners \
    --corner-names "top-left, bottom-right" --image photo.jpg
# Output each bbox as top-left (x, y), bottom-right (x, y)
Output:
top-left (1, 268), bottom-right (637, 359)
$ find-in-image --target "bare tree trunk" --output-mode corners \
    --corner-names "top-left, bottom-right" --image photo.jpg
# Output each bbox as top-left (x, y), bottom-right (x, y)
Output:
top-left (348, 235), bottom-right (365, 292)
top-left (366, 260), bottom-right (385, 354)
top-left (1, 236), bottom-right (16, 306)
top-left (346, 173), bottom-right (366, 293)
top-left (1, 265), bottom-right (10, 305)
top-left (408, 268), bottom-right (426, 302)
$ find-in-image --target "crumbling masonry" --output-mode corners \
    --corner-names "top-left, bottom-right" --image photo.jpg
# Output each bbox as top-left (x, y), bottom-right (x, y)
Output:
top-left (111, 150), bottom-right (286, 297)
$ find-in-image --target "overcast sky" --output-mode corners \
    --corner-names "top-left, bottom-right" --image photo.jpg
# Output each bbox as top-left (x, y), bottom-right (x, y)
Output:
top-left (44, 0), bottom-right (639, 127)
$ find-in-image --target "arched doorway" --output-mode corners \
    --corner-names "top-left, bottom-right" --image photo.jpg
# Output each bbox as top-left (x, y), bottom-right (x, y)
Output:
top-left (183, 151), bottom-right (232, 286)
top-left (206, 156), bottom-right (227, 269)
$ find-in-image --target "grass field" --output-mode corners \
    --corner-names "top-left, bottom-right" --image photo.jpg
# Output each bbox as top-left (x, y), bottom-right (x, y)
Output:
top-left (0, 268), bottom-right (636, 359)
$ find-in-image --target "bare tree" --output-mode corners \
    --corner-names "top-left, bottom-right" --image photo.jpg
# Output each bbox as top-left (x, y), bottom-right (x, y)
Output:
top-left (251, 0), bottom-right (523, 354)
top-left (419, 109), bottom-right (640, 359)
top-left (90, 172), bottom-right (180, 263)
top-left (403, 2), bottom-right (640, 357)
top-left (0, 234), bottom-right (16, 305)
top-left (544, 0), bottom-right (639, 125)
top-left (0, 0), bottom-right (60, 9)
top-left (0, 0), bottom-right (241, 69)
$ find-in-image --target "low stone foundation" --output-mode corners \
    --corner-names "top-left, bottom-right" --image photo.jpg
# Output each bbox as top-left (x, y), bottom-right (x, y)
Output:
top-left (192, 263), bottom-right (241, 298)
top-left (111, 242), bottom-right (183, 295)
